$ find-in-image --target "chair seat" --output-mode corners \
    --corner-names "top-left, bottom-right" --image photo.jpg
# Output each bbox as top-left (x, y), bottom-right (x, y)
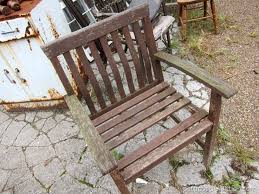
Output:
top-left (92, 82), bottom-right (213, 182)
top-left (177, 0), bottom-right (207, 5)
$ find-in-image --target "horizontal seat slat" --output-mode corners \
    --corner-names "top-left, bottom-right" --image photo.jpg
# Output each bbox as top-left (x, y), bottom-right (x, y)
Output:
top-left (93, 82), bottom-right (169, 126)
top-left (121, 119), bottom-right (213, 183)
top-left (118, 110), bottom-right (208, 170)
top-left (97, 87), bottom-right (176, 133)
top-left (102, 93), bottom-right (184, 142)
top-left (106, 98), bottom-right (191, 150)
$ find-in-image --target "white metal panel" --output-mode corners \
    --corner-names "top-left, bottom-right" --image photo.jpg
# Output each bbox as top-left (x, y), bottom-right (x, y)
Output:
top-left (0, 57), bottom-right (29, 103)
top-left (30, 0), bottom-right (72, 43)
top-left (0, 17), bottom-right (36, 42)
top-left (0, 37), bottom-right (67, 101)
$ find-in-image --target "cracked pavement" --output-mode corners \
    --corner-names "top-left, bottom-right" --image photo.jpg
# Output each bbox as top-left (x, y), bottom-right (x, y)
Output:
top-left (1, 25), bottom-right (259, 194)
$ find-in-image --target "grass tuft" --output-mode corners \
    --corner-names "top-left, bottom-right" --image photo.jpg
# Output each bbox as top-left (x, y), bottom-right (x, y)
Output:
top-left (223, 174), bottom-right (242, 192)
top-left (169, 157), bottom-right (189, 171)
top-left (111, 149), bottom-right (124, 161)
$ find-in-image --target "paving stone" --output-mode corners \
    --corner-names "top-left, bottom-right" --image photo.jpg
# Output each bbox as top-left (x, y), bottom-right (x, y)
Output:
top-left (29, 134), bottom-right (51, 147)
top-left (174, 85), bottom-right (190, 97)
top-left (1, 189), bottom-right (14, 194)
top-left (14, 124), bottom-right (39, 146)
top-left (175, 147), bottom-right (203, 164)
top-left (15, 114), bottom-right (26, 121)
top-left (174, 108), bottom-right (192, 121)
top-left (0, 169), bottom-right (10, 191)
top-left (5, 167), bottom-right (32, 190)
top-left (210, 155), bottom-right (234, 181)
top-left (48, 120), bottom-right (78, 143)
top-left (34, 119), bottom-right (46, 130)
top-left (55, 138), bottom-right (86, 164)
top-left (90, 188), bottom-right (110, 194)
top-left (96, 175), bottom-right (121, 194)
top-left (42, 117), bottom-right (57, 133)
top-left (166, 66), bottom-right (185, 75)
top-left (37, 111), bottom-right (53, 119)
top-left (186, 81), bottom-right (204, 92)
top-left (189, 97), bottom-right (207, 108)
top-left (144, 160), bottom-right (172, 185)
top-left (173, 74), bottom-right (185, 86)
top-left (163, 71), bottom-right (174, 83)
top-left (176, 163), bottom-right (206, 186)
top-left (0, 111), bottom-right (9, 123)
top-left (247, 179), bottom-right (259, 194)
top-left (54, 113), bottom-right (66, 123)
top-left (203, 102), bottom-right (210, 112)
top-left (125, 133), bottom-right (146, 154)
top-left (0, 119), bottom-right (12, 138)
top-left (0, 146), bottom-right (26, 169)
top-left (161, 117), bottom-right (177, 129)
top-left (25, 112), bottom-right (37, 123)
top-left (66, 151), bottom-right (102, 186)
top-left (251, 161), bottom-right (259, 179)
top-left (14, 177), bottom-right (47, 194)
top-left (0, 120), bottom-right (27, 146)
top-left (145, 124), bottom-right (167, 142)
top-left (201, 90), bottom-right (209, 100)
top-left (161, 186), bottom-right (181, 194)
top-left (132, 182), bottom-right (161, 194)
top-left (183, 184), bottom-right (218, 194)
top-left (25, 146), bottom-right (56, 167)
top-left (33, 158), bottom-right (65, 187)
top-left (193, 91), bottom-right (202, 98)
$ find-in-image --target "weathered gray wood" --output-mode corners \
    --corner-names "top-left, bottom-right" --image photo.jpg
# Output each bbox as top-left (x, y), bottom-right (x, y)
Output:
top-left (203, 91), bottom-right (222, 167)
top-left (41, 4), bottom-right (149, 58)
top-left (154, 51), bottom-right (237, 98)
top-left (64, 94), bottom-right (117, 174)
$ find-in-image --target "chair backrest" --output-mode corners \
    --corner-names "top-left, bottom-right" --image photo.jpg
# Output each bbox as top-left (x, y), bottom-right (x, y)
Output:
top-left (42, 4), bottom-right (163, 118)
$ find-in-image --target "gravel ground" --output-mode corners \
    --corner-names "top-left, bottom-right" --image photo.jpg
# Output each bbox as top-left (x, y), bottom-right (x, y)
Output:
top-left (181, 0), bottom-right (259, 153)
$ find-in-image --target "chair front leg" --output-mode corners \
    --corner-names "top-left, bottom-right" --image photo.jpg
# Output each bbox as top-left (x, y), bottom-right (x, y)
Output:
top-left (203, 91), bottom-right (222, 168)
top-left (111, 169), bottom-right (131, 194)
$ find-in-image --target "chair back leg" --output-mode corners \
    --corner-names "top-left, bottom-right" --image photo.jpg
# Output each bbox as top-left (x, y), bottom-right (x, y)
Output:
top-left (210, 0), bottom-right (218, 34)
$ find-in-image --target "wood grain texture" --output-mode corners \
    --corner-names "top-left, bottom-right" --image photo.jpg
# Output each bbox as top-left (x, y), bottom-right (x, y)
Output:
top-left (118, 110), bottom-right (208, 170)
top-left (154, 51), bottom-right (237, 98)
top-left (121, 119), bottom-right (213, 183)
top-left (41, 4), bottom-right (149, 58)
top-left (65, 95), bottom-right (117, 174)
top-left (106, 97), bottom-right (191, 150)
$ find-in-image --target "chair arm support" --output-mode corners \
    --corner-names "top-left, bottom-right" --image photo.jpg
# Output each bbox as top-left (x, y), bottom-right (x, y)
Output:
top-left (65, 95), bottom-right (117, 175)
top-left (154, 51), bottom-right (237, 99)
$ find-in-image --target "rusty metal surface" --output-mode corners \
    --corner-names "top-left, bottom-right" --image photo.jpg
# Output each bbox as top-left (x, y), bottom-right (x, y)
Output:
top-left (0, 0), bottom-right (41, 21)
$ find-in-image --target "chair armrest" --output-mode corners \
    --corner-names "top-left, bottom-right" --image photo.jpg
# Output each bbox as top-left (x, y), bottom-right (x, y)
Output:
top-left (65, 95), bottom-right (117, 174)
top-left (154, 51), bottom-right (237, 99)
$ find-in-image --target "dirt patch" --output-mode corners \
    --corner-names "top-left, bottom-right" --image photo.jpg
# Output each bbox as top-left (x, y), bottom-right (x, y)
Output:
top-left (176, 0), bottom-right (259, 153)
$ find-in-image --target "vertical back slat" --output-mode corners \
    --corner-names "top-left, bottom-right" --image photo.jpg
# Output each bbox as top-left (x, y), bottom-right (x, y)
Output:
top-left (99, 36), bottom-right (126, 98)
top-left (122, 26), bottom-right (146, 88)
top-left (88, 41), bottom-right (117, 104)
top-left (111, 31), bottom-right (135, 94)
top-left (76, 47), bottom-right (107, 109)
top-left (132, 21), bottom-right (153, 84)
top-left (143, 17), bottom-right (163, 82)
top-left (49, 57), bottom-right (74, 95)
top-left (63, 52), bottom-right (97, 114)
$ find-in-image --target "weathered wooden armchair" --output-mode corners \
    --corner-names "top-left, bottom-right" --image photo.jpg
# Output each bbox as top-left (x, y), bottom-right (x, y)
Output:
top-left (42, 4), bottom-right (237, 194)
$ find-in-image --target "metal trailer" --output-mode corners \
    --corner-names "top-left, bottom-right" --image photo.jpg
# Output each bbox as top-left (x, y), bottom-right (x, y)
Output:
top-left (0, 0), bottom-right (94, 111)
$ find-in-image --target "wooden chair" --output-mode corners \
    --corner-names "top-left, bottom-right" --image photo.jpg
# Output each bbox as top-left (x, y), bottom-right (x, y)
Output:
top-left (178, 0), bottom-right (218, 39)
top-left (42, 4), bottom-right (236, 194)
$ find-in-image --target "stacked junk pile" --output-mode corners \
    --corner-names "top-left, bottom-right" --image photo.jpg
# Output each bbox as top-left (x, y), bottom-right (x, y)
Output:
top-left (0, 0), bottom-right (23, 16)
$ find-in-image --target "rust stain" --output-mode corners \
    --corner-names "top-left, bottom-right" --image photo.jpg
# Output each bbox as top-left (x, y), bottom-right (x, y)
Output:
top-left (48, 88), bottom-right (63, 99)
top-left (74, 53), bottom-right (89, 83)
top-left (26, 39), bottom-right (32, 51)
top-left (3, 99), bottom-right (67, 112)
top-left (0, 0), bottom-right (41, 22)
top-left (47, 15), bottom-right (60, 39)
